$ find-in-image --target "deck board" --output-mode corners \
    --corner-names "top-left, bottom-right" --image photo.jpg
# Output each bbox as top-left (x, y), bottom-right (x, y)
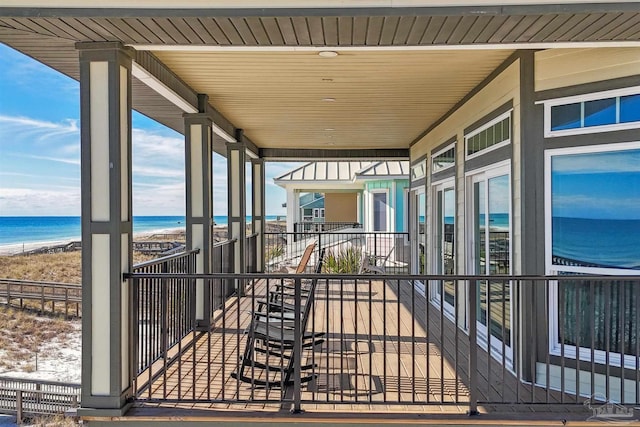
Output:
top-left (134, 278), bottom-right (582, 414)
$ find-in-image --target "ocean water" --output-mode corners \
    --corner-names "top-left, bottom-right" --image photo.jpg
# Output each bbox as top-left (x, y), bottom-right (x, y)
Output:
top-left (0, 215), bottom-right (280, 246)
top-left (553, 216), bottom-right (640, 269)
top-left (449, 213), bottom-right (509, 230)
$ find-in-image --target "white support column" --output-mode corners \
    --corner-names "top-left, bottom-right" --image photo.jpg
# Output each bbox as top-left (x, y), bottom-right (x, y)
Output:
top-left (184, 105), bottom-right (213, 328)
top-left (286, 188), bottom-right (298, 234)
top-left (77, 42), bottom-right (133, 414)
top-left (227, 130), bottom-right (247, 292)
top-left (251, 158), bottom-right (265, 272)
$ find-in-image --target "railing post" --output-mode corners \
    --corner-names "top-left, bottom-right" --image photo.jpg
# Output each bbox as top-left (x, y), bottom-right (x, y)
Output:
top-left (292, 277), bottom-right (303, 414)
top-left (16, 390), bottom-right (23, 425)
top-left (467, 278), bottom-right (479, 416)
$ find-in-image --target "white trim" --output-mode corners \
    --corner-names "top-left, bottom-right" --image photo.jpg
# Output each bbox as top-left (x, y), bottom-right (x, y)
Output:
top-left (131, 62), bottom-right (198, 113)
top-left (465, 161), bottom-right (514, 366)
top-left (547, 276), bottom-right (640, 370)
top-left (430, 178), bottom-right (456, 320)
top-left (132, 62), bottom-right (240, 143)
top-left (403, 187), bottom-right (410, 234)
top-left (212, 122), bottom-right (237, 143)
top-left (130, 42), bottom-right (640, 52)
top-left (545, 141), bottom-right (640, 370)
top-left (464, 110), bottom-right (512, 161)
top-left (544, 140), bottom-right (640, 276)
top-left (411, 187), bottom-right (426, 276)
top-left (431, 142), bottom-right (456, 174)
top-left (540, 85), bottom-right (640, 138)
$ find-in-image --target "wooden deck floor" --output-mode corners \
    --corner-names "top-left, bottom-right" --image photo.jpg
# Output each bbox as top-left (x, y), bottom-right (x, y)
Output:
top-left (133, 278), bottom-right (586, 416)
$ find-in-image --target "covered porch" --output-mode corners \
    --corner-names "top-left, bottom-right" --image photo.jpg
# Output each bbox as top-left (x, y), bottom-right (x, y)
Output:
top-left (1, 2), bottom-right (640, 425)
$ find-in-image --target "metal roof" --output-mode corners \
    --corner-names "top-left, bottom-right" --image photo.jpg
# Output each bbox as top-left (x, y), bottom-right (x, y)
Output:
top-left (274, 160), bottom-right (409, 184)
top-left (356, 160), bottom-right (410, 178)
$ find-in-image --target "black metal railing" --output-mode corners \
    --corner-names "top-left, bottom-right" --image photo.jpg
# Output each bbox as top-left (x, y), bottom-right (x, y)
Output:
top-left (264, 231), bottom-right (410, 274)
top-left (211, 239), bottom-right (236, 312)
top-left (123, 270), bottom-right (640, 413)
top-left (293, 221), bottom-right (362, 235)
top-left (246, 233), bottom-right (258, 274)
top-left (130, 250), bottom-right (199, 377)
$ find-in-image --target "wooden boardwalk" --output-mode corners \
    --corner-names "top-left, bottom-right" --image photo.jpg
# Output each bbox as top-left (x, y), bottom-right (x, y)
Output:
top-left (134, 278), bottom-right (585, 416)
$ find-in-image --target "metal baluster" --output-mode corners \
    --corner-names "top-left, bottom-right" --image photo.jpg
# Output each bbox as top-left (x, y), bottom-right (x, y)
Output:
top-left (292, 277), bottom-right (302, 413)
top-left (467, 278), bottom-right (479, 416)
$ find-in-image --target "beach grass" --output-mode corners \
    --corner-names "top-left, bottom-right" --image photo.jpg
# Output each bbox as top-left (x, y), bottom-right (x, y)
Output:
top-left (0, 251), bottom-right (160, 285)
top-left (24, 414), bottom-right (80, 426)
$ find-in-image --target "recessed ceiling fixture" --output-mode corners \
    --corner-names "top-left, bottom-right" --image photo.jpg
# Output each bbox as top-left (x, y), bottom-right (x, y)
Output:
top-left (322, 98), bottom-right (336, 102)
top-left (324, 128), bottom-right (335, 131)
top-left (318, 51), bottom-right (338, 58)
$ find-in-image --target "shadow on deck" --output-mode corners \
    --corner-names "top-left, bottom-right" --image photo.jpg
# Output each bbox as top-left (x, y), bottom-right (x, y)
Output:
top-left (130, 278), bottom-right (590, 421)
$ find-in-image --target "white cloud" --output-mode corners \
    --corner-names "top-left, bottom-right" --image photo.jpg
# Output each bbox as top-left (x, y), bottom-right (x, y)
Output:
top-left (0, 187), bottom-right (80, 216)
top-left (553, 149), bottom-right (640, 175)
top-left (0, 113), bottom-right (306, 216)
top-left (17, 154), bottom-right (80, 166)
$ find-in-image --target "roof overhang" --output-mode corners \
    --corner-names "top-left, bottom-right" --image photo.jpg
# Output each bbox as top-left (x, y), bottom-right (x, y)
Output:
top-left (1, 3), bottom-right (639, 158)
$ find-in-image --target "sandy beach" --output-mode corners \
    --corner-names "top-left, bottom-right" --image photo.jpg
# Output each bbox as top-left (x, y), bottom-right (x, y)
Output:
top-left (0, 220), bottom-right (286, 257)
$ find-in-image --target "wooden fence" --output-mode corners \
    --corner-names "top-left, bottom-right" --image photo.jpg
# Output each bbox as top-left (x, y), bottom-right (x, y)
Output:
top-left (0, 279), bottom-right (81, 317)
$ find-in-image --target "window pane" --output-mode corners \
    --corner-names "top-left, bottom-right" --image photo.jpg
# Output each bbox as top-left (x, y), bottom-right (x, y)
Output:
top-left (551, 103), bottom-right (581, 131)
top-left (480, 130), bottom-right (487, 151)
top-left (373, 192), bottom-right (387, 231)
top-left (503, 117), bottom-right (510, 140)
top-left (495, 122), bottom-right (503, 142)
top-left (621, 94), bottom-right (640, 123)
top-left (432, 147), bottom-right (455, 172)
top-left (584, 97), bottom-right (616, 127)
top-left (560, 279), bottom-right (638, 356)
top-left (443, 188), bottom-right (456, 307)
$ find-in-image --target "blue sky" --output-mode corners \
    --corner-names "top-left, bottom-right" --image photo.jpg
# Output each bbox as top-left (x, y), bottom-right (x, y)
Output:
top-left (0, 44), bottom-right (300, 216)
top-left (552, 149), bottom-right (640, 220)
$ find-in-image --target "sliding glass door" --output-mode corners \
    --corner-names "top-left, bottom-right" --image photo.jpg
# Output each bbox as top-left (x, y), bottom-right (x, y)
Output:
top-left (432, 180), bottom-right (455, 315)
top-left (468, 164), bottom-right (512, 361)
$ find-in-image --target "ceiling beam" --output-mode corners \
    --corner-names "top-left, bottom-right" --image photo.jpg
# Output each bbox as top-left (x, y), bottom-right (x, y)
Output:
top-left (260, 148), bottom-right (409, 161)
top-left (133, 50), bottom-right (259, 158)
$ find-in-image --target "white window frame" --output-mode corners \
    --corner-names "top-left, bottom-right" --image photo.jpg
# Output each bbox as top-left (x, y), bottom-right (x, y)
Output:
top-left (465, 160), bottom-right (514, 366)
top-left (464, 111), bottom-right (512, 161)
top-left (540, 85), bottom-right (640, 138)
top-left (545, 140), bottom-right (640, 369)
top-left (410, 187), bottom-right (426, 279)
top-left (431, 142), bottom-right (456, 174)
top-left (430, 177), bottom-right (456, 320)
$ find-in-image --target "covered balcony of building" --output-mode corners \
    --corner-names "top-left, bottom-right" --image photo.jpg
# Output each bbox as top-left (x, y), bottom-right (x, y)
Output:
top-left (1, 2), bottom-right (640, 425)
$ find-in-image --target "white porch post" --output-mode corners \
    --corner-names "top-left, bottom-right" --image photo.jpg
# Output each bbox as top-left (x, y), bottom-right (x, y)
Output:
top-left (251, 158), bottom-right (265, 272)
top-left (77, 42), bottom-right (133, 414)
top-left (227, 130), bottom-right (246, 292)
top-left (286, 188), bottom-right (298, 234)
top-left (184, 99), bottom-right (213, 327)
